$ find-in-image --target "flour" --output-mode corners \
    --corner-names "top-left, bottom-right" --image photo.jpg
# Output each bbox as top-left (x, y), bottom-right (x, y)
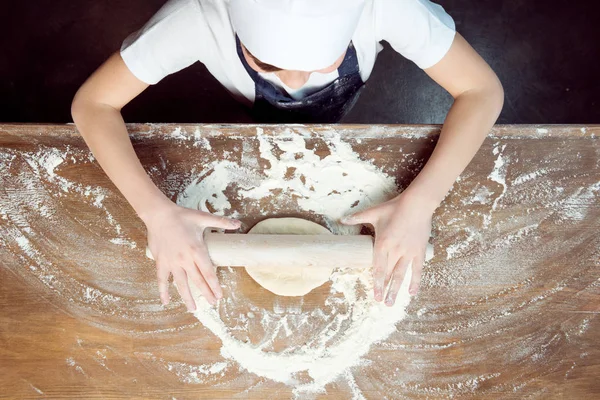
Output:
top-left (180, 127), bottom-right (396, 234)
top-left (190, 268), bottom-right (416, 396)
top-left (484, 143), bottom-right (508, 227)
top-left (109, 237), bottom-right (137, 248)
top-left (66, 357), bottom-right (87, 376)
top-left (166, 360), bottom-right (229, 383)
top-left (193, 127), bottom-right (212, 150)
top-left (92, 193), bottom-right (106, 208)
top-left (39, 149), bottom-right (64, 177)
top-left (15, 235), bottom-right (37, 259)
top-left (2, 125), bottom-right (599, 398)
top-left (447, 176), bottom-right (508, 261)
top-left (445, 227), bottom-right (477, 260)
top-left (557, 182), bottom-right (600, 221)
top-left (513, 169), bottom-right (549, 185)
top-left (462, 185), bottom-right (493, 205)
top-left (170, 127), bottom-right (188, 141)
top-left (26, 383), bottom-right (44, 395)
top-left (21, 147), bottom-right (133, 247)
top-left (177, 127), bottom-right (421, 396)
top-left (170, 127), bottom-right (214, 150)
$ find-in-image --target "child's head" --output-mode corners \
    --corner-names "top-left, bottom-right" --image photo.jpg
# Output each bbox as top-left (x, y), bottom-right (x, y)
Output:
top-left (240, 42), bottom-right (347, 88)
top-left (231, 0), bottom-right (365, 72)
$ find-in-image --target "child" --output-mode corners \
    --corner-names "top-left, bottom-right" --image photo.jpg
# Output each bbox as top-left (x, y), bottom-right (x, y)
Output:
top-left (71, 0), bottom-right (503, 310)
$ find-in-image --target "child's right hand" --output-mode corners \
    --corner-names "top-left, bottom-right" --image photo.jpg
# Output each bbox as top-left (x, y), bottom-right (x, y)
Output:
top-left (143, 203), bottom-right (241, 311)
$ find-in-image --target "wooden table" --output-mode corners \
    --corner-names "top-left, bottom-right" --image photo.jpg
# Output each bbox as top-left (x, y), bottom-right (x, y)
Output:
top-left (1, 124), bottom-right (599, 399)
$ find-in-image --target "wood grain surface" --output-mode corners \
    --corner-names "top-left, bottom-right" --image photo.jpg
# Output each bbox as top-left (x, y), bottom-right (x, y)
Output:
top-left (1, 123), bottom-right (599, 399)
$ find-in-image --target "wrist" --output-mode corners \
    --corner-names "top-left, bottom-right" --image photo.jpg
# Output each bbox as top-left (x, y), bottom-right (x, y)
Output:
top-left (395, 187), bottom-right (441, 214)
top-left (138, 196), bottom-right (176, 226)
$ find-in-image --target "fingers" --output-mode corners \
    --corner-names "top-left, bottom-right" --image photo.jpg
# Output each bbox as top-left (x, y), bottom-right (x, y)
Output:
top-left (384, 257), bottom-right (411, 307)
top-left (383, 248), bottom-right (403, 296)
top-left (172, 269), bottom-right (197, 312)
top-left (409, 253), bottom-right (425, 296)
top-left (185, 261), bottom-right (217, 305)
top-left (146, 246), bottom-right (155, 260)
top-left (340, 208), bottom-right (376, 226)
top-left (192, 244), bottom-right (222, 300)
top-left (156, 259), bottom-right (170, 306)
top-left (202, 213), bottom-right (241, 230)
top-left (372, 242), bottom-right (387, 302)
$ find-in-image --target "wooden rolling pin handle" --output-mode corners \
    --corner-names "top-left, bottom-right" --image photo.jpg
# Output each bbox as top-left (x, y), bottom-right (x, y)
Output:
top-left (204, 233), bottom-right (374, 269)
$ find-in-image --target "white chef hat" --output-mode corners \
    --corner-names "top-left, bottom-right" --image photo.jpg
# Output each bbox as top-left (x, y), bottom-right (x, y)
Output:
top-left (230, 0), bottom-right (366, 71)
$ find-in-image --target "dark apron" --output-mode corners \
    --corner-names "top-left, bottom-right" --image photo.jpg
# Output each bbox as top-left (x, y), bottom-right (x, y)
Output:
top-left (236, 36), bottom-right (365, 123)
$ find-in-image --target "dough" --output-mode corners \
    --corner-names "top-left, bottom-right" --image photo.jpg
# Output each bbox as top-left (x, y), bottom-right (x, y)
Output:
top-left (245, 217), bottom-right (334, 296)
top-left (144, 217), bottom-right (334, 296)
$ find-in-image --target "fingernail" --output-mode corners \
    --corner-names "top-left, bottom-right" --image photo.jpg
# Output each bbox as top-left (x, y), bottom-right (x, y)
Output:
top-left (374, 291), bottom-right (382, 302)
top-left (385, 299), bottom-right (394, 306)
top-left (375, 287), bottom-right (383, 298)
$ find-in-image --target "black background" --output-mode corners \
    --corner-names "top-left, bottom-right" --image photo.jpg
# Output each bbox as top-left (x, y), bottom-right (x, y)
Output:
top-left (1, 0), bottom-right (599, 123)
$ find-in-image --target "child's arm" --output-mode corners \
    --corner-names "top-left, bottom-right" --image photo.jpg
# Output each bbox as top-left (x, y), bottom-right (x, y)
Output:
top-left (408, 33), bottom-right (504, 210)
top-left (72, 52), bottom-right (240, 311)
top-left (343, 33), bottom-right (504, 305)
top-left (72, 52), bottom-right (162, 222)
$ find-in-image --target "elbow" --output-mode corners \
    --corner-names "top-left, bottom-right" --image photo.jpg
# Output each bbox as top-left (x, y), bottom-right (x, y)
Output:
top-left (70, 89), bottom-right (86, 128)
top-left (71, 88), bottom-right (100, 136)
top-left (489, 75), bottom-right (505, 117)
top-left (465, 76), bottom-right (504, 119)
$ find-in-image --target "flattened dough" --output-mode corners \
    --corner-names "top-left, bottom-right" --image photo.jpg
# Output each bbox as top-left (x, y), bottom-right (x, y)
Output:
top-left (245, 217), bottom-right (334, 296)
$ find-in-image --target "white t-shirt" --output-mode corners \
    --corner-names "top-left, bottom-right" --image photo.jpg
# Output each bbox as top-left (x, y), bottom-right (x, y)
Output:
top-left (120, 0), bottom-right (455, 105)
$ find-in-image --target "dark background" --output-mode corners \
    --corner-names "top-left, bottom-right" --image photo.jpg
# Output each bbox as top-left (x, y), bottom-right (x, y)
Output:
top-left (1, 0), bottom-right (599, 124)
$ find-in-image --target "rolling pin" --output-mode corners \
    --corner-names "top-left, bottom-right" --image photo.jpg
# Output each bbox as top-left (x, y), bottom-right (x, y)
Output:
top-left (205, 233), bottom-right (373, 269)
top-left (146, 233), bottom-right (374, 269)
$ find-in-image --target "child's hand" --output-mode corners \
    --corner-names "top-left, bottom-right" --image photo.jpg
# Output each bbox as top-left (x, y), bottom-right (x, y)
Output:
top-left (144, 203), bottom-right (241, 311)
top-left (341, 193), bottom-right (433, 306)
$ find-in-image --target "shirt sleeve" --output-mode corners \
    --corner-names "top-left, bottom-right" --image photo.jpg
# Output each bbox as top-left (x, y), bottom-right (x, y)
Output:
top-left (120, 0), bottom-right (207, 84)
top-left (375, 0), bottom-right (456, 69)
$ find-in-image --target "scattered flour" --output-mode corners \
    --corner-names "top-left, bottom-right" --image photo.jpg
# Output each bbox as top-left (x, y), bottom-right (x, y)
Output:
top-left (2, 125), bottom-right (599, 398)
top-left (170, 127), bottom-right (188, 141)
top-left (193, 128), bottom-right (212, 150)
top-left (177, 127), bottom-right (425, 396)
top-left (170, 127), bottom-right (213, 150)
top-left (557, 182), bottom-right (600, 222)
top-left (180, 127), bottom-right (396, 234)
top-left (166, 360), bottom-right (229, 383)
top-left (190, 267), bottom-right (416, 395)
top-left (468, 185), bottom-right (493, 204)
top-left (39, 149), bottom-right (65, 177)
top-left (66, 357), bottom-right (87, 376)
top-left (513, 169), bottom-right (549, 185)
top-left (445, 227), bottom-right (477, 260)
top-left (484, 143), bottom-right (508, 227)
top-left (20, 147), bottom-right (135, 247)
top-left (27, 382), bottom-right (44, 395)
top-left (109, 237), bottom-right (137, 249)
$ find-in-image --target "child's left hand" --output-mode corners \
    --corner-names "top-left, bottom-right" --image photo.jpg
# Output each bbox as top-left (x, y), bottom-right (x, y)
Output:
top-left (341, 192), bottom-right (434, 306)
